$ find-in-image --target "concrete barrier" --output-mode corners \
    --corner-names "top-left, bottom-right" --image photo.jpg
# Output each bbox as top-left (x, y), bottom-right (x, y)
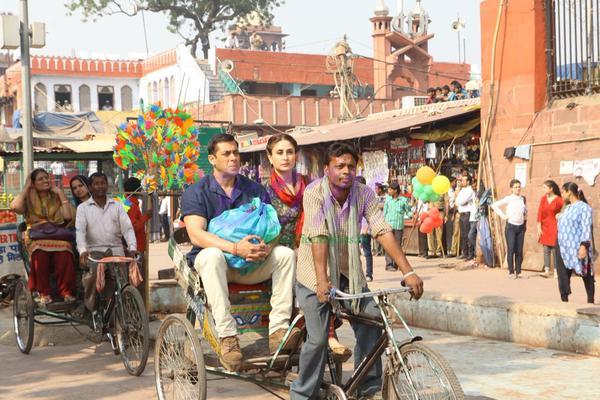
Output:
top-left (392, 291), bottom-right (600, 356)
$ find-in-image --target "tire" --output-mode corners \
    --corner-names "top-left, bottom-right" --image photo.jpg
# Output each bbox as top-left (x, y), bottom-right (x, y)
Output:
top-left (382, 342), bottom-right (464, 400)
top-left (0, 274), bottom-right (20, 304)
top-left (115, 285), bottom-right (150, 376)
top-left (12, 279), bottom-right (34, 354)
top-left (322, 384), bottom-right (347, 400)
top-left (155, 314), bottom-right (207, 400)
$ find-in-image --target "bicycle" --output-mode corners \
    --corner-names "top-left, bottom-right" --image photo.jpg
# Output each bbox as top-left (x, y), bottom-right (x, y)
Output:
top-left (324, 287), bottom-right (464, 400)
top-left (13, 254), bottom-right (150, 376)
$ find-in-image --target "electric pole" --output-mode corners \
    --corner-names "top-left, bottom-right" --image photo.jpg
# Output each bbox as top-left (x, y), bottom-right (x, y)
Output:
top-left (20, 0), bottom-right (33, 176)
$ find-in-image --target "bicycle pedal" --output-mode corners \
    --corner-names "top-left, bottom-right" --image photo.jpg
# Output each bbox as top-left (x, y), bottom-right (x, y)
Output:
top-left (107, 333), bottom-right (118, 351)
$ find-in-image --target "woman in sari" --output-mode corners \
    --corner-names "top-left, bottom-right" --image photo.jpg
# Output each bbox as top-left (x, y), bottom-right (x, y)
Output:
top-left (11, 168), bottom-right (76, 305)
top-left (265, 133), bottom-right (351, 361)
top-left (69, 175), bottom-right (91, 206)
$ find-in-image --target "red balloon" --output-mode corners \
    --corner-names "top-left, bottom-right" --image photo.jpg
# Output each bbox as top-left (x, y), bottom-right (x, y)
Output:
top-left (432, 216), bottom-right (444, 228)
top-left (429, 208), bottom-right (440, 218)
top-left (419, 217), bottom-right (434, 234)
top-left (419, 212), bottom-right (429, 221)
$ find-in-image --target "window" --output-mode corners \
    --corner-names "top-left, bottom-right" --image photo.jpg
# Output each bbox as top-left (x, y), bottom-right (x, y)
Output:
top-left (170, 76), bottom-right (176, 106)
top-left (53, 84), bottom-right (72, 111)
top-left (79, 84), bottom-right (91, 111)
top-left (34, 83), bottom-right (47, 112)
top-left (98, 85), bottom-right (114, 110)
top-left (147, 82), bottom-right (152, 103)
top-left (152, 81), bottom-right (158, 104)
top-left (159, 79), bottom-right (164, 104)
top-left (164, 78), bottom-right (170, 106)
top-left (121, 85), bottom-right (133, 111)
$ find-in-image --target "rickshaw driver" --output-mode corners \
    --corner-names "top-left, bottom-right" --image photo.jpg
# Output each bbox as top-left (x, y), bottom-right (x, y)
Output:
top-left (76, 172), bottom-right (138, 312)
top-left (181, 133), bottom-right (300, 372)
top-left (290, 143), bottom-right (424, 400)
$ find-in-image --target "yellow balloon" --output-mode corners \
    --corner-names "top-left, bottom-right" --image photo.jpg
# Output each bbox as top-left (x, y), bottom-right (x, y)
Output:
top-left (416, 166), bottom-right (436, 185)
top-left (432, 175), bottom-right (451, 195)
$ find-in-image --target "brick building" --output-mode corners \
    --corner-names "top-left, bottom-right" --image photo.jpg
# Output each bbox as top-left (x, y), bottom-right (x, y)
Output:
top-left (480, 0), bottom-right (600, 270)
top-left (196, 1), bottom-right (471, 131)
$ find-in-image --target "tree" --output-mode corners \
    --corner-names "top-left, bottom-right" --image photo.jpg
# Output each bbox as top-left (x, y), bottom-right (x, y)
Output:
top-left (65, 0), bottom-right (284, 59)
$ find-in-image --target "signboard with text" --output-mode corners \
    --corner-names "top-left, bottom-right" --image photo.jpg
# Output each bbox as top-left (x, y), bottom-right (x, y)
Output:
top-left (0, 210), bottom-right (24, 277)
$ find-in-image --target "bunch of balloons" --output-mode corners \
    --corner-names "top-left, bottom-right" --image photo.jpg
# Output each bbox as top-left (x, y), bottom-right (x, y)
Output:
top-left (411, 166), bottom-right (452, 203)
top-left (419, 208), bottom-right (444, 234)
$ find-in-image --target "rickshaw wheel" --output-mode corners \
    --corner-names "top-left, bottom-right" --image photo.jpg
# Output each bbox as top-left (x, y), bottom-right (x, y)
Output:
top-left (115, 285), bottom-right (150, 376)
top-left (13, 278), bottom-right (34, 354)
top-left (155, 314), bottom-right (207, 400)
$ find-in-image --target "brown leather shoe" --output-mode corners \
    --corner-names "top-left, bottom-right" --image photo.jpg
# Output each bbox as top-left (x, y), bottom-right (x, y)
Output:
top-left (269, 327), bottom-right (302, 355)
top-left (328, 337), bottom-right (352, 362)
top-left (219, 336), bottom-right (242, 371)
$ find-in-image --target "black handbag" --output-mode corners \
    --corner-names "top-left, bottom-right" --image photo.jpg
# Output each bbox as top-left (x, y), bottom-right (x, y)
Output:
top-left (29, 222), bottom-right (75, 242)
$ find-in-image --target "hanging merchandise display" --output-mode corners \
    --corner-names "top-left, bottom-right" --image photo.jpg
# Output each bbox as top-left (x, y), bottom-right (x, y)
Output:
top-left (387, 139), bottom-right (426, 192)
top-left (362, 150), bottom-right (389, 188)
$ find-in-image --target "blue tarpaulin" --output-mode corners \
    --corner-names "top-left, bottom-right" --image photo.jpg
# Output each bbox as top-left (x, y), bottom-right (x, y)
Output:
top-left (556, 63), bottom-right (599, 80)
top-left (32, 111), bottom-right (103, 133)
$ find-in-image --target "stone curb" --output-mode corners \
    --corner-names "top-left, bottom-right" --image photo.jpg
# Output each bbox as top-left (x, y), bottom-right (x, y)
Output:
top-left (392, 291), bottom-right (600, 356)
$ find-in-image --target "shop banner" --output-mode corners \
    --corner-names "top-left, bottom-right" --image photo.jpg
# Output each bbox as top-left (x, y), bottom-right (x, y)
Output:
top-left (0, 210), bottom-right (24, 277)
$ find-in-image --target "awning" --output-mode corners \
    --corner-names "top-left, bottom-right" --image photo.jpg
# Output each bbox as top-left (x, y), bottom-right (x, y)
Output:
top-left (240, 98), bottom-right (481, 153)
top-left (58, 139), bottom-right (114, 153)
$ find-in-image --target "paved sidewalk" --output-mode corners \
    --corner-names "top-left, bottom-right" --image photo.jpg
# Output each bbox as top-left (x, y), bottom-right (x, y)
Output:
top-left (149, 241), bottom-right (598, 306)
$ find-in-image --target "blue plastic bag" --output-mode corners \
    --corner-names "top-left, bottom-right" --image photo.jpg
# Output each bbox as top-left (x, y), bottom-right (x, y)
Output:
top-left (207, 197), bottom-right (281, 275)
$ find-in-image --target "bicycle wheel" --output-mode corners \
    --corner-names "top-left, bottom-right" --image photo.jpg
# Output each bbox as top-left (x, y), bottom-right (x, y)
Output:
top-left (382, 342), bottom-right (464, 400)
top-left (321, 384), bottom-right (347, 400)
top-left (13, 278), bottom-right (34, 354)
top-left (115, 285), bottom-right (150, 376)
top-left (155, 314), bottom-right (206, 400)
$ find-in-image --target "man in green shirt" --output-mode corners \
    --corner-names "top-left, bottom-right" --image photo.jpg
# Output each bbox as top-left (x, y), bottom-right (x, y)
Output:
top-left (383, 181), bottom-right (411, 271)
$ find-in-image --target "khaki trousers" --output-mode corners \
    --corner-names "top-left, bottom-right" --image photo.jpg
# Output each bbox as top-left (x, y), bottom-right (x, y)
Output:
top-left (451, 215), bottom-right (461, 255)
top-left (195, 246), bottom-right (296, 338)
top-left (427, 227), bottom-right (444, 256)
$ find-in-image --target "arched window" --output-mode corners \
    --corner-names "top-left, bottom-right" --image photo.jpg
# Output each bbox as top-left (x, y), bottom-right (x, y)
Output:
top-left (152, 81), bottom-right (158, 103)
top-left (79, 84), bottom-right (91, 111)
top-left (147, 82), bottom-right (152, 103)
top-left (159, 79), bottom-right (164, 104)
top-left (34, 83), bottom-right (47, 112)
top-left (121, 85), bottom-right (133, 111)
top-left (164, 78), bottom-right (170, 106)
top-left (170, 76), bottom-right (176, 106)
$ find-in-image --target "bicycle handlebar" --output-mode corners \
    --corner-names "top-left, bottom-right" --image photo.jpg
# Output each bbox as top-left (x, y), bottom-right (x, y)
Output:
top-left (87, 255), bottom-right (140, 263)
top-left (329, 286), bottom-right (411, 300)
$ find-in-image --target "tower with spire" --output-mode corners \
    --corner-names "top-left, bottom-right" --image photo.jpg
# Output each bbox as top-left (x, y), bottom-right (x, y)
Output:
top-left (371, 0), bottom-right (434, 99)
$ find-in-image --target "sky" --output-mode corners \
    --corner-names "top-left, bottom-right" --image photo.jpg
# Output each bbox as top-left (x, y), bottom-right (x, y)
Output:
top-left (1, 0), bottom-right (481, 74)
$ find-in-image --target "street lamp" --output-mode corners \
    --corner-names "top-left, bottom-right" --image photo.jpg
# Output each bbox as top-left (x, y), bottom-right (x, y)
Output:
top-left (0, 1), bottom-right (46, 178)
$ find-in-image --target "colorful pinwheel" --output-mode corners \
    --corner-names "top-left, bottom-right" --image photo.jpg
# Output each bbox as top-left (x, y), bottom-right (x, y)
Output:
top-left (113, 102), bottom-right (203, 192)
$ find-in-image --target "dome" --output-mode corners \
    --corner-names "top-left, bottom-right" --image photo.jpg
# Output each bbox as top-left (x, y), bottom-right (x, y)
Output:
top-left (374, 0), bottom-right (390, 16)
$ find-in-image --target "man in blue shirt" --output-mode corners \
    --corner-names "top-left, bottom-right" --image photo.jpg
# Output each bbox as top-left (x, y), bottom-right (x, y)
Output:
top-left (181, 133), bottom-right (297, 371)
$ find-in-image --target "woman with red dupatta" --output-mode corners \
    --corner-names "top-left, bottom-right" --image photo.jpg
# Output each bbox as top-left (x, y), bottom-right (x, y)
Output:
top-left (265, 133), bottom-right (352, 362)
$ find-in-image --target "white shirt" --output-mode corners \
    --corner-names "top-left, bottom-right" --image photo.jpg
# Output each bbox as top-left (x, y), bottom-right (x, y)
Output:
top-left (50, 161), bottom-right (66, 176)
top-left (76, 197), bottom-right (137, 255)
top-left (455, 186), bottom-right (474, 213)
top-left (491, 194), bottom-right (527, 226)
top-left (159, 197), bottom-right (171, 216)
top-left (447, 187), bottom-right (456, 208)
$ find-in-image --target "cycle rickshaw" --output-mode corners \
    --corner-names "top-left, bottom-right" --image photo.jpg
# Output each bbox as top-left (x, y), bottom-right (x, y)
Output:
top-left (154, 229), bottom-right (465, 399)
top-left (12, 222), bottom-right (150, 376)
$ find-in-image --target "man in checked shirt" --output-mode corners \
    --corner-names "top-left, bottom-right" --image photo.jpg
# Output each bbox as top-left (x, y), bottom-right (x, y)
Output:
top-left (290, 143), bottom-right (424, 400)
